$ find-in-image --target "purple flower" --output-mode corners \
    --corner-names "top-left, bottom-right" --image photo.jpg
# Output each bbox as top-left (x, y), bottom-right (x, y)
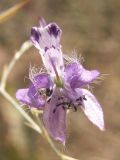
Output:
top-left (16, 18), bottom-right (104, 144)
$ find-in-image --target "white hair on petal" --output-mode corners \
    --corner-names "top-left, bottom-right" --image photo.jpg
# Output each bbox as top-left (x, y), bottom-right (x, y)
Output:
top-left (63, 50), bottom-right (84, 65)
top-left (29, 64), bottom-right (47, 83)
top-left (91, 73), bottom-right (108, 85)
top-left (86, 84), bottom-right (94, 93)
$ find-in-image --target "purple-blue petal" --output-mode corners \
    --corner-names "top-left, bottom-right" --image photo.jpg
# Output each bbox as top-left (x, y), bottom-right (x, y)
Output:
top-left (64, 62), bottom-right (83, 79)
top-left (31, 27), bottom-right (41, 50)
top-left (31, 28), bottom-right (40, 43)
top-left (16, 88), bottom-right (32, 106)
top-left (31, 21), bottom-right (61, 51)
top-left (43, 89), bottom-right (66, 144)
top-left (16, 85), bottom-right (45, 108)
top-left (27, 84), bottom-right (45, 108)
top-left (77, 88), bottom-right (105, 130)
top-left (65, 62), bottom-right (100, 88)
top-left (32, 73), bottom-right (53, 90)
top-left (79, 69), bottom-right (100, 85)
top-left (48, 23), bottom-right (61, 37)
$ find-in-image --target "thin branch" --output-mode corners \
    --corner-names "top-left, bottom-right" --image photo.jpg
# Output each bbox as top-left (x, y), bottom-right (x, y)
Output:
top-left (0, 88), bottom-right (42, 134)
top-left (1, 41), bottom-right (32, 90)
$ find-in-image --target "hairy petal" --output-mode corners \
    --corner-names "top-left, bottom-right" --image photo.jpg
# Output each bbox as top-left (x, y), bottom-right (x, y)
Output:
top-left (16, 85), bottom-right (45, 108)
top-left (79, 69), bottom-right (100, 85)
top-left (43, 89), bottom-right (66, 144)
top-left (65, 62), bottom-right (100, 88)
top-left (32, 73), bottom-right (53, 89)
top-left (16, 88), bottom-right (32, 106)
top-left (64, 62), bottom-right (83, 88)
top-left (80, 89), bottom-right (104, 130)
top-left (65, 62), bottom-right (83, 79)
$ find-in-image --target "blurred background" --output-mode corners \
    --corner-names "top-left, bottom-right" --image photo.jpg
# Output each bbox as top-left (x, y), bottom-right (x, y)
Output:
top-left (0, 0), bottom-right (120, 160)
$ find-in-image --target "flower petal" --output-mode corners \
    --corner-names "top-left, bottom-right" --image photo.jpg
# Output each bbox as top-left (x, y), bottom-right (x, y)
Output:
top-left (41, 48), bottom-right (64, 78)
top-left (80, 89), bottom-right (104, 130)
top-left (16, 85), bottom-right (45, 108)
top-left (65, 62), bottom-right (83, 79)
top-left (65, 62), bottom-right (100, 88)
top-left (79, 69), bottom-right (100, 85)
top-left (31, 20), bottom-right (64, 77)
top-left (16, 88), bottom-right (32, 106)
top-left (32, 73), bottom-right (53, 89)
top-left (31, 27), bottom-right (41, 50)
top-left (28, 85), bottom-right (45, 108)
top-left (43, 89), bottom-right (66, 144)
top-left (64, 62), bottom-right (83, 88)
top-left (31, 22), bottom-right (61, 51)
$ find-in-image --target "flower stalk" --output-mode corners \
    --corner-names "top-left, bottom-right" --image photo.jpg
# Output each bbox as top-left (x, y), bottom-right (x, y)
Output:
top-left (1, 41), bottom-right (32, 90)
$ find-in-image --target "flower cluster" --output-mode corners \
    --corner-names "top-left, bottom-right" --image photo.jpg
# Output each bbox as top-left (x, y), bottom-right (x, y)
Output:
top-left (16, 18), bottom-right (104, 144)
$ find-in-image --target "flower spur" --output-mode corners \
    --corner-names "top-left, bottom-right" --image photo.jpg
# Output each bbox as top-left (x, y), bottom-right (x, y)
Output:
top-left (16, 18), bottom-right (104, 144)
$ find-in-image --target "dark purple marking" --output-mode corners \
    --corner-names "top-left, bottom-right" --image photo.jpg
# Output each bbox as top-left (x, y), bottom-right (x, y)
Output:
top-left (76, 97), bottom-right (82, 102)
top-left (52, 45), bottom-right (55, 49)
top-left (31, 28), bottom-right (41, 42)
top-left (48, 24), bottom-right (60, 37)
top-left (45, 47), bottom-right (48, 52)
